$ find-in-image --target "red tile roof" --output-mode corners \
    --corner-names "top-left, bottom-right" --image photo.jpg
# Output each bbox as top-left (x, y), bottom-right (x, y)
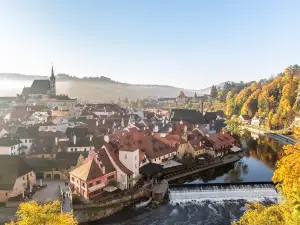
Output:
top-left (207, 131), bottom-right (236, 148)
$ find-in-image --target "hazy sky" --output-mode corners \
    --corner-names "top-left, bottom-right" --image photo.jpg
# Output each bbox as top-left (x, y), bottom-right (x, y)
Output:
top-left (0, 0), bottom-right (299, 89)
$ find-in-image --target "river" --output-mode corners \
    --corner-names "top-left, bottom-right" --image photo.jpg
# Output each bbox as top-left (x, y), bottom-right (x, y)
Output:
top-left (90, 135), bottom-right (284, 225)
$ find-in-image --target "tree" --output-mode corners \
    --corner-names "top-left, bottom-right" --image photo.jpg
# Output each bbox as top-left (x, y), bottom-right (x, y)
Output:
top-left (210, 85), bottom-right (218, 98)
top-left (234, 142), bottom-right (300, 225)
top-left (6, 200), bottom-right (78, 225)
top-left (194, 92), bottom-right (198, 99)
top-left (225, 116), bottom-right (243, 136)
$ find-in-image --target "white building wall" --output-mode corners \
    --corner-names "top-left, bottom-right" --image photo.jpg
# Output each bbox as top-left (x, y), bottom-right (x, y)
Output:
top-left (103, 146), bottom-right (128, 190)
top-left (0, 129), bottom-right (8, 138)
top-left (119, 149), bottom-right (139, 177)
top-left (0, 144), bottom-right (20, 155)
top-left (67, 146), bottom-right (90, 152)
top-left (20, 139), bottom-right (33, 154)
top-left (152, 151), bottom-right (177, 164)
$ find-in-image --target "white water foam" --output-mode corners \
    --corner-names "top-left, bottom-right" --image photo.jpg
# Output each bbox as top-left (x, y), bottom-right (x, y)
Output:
top-left (169, 184), bottom-right (282, 204)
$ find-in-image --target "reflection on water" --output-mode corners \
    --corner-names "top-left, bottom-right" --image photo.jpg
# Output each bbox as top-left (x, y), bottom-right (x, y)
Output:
top-left (180, 135), bottom-right (284, 185)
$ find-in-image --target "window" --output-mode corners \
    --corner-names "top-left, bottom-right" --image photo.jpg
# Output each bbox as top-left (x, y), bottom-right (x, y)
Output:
top-left (96, 180), bottom-right (101, 185)
top-left (5, 193), bottom-right (8, 196)
top-left (125, 154), bottom-right (127, 159)
top-left (135, 155), bottom-right (137, 160)
top-left (29, 140), bottom-right (32, 143)
top-left (72, 177), bottom-right (74, 181)
top-left (75, 148), bottom-right (77, 151)
top-left (55, 168), bottom-right (58, 171)
top-left (70, 148), bottom-right (73, 152)
top-left (138, 140), bottom-right (142, 144)
top-left (77, 180), bottom-right (79, 184)
top-left (89, 183), bottom-right (93, 187)
top-left (42, 155), bottom-right (44, 158)
top-left (25, 140), bottom-right (27, 143)
top-left (23, 176), bottom-right (24, 180)
top-left (46, 174), bottom-right (51, 178)
top-left (84, 148), bottom-right (87, 151)
top-left (107, 175), bottom-right (114, 180)
top-left (135, 164), bottom-right (137, 168)
top-left (82, 182), bottom-right (85, 188)
top-left (24, 146), bottom-right (28, 149)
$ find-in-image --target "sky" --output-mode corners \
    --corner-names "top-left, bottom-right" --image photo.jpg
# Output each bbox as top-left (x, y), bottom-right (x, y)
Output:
top-left (0, 0), bottom-right (299, 90)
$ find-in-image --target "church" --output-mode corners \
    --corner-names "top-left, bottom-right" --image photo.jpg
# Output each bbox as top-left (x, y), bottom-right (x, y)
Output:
top-left (22, 66), bottom-right (77, 110)
top-left (23, 65), bottom-right (56, 100)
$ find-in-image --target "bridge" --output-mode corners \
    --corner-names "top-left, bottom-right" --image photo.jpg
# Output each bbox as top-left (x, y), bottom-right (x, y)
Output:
top-left (169, 182), bottom-right (282, 203)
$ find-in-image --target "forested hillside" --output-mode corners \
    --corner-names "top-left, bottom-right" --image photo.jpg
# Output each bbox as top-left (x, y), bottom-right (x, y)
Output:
top-left (222, 65), bottom-right (300, 129)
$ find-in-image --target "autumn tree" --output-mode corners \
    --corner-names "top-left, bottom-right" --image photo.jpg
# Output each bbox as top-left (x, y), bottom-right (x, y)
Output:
top-left (234, 142), bottom-right (300, 225)
top-left (6, 200), bottom-right (78, 225)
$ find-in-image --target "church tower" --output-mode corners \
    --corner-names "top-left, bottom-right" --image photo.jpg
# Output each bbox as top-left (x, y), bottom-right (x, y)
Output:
top-left (50, 65), bottom-right (56, 96)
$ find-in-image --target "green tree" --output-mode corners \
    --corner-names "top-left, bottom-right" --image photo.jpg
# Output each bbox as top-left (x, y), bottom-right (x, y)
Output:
top-left (210, 85), bottom-right (218, 98)
top-left (225, 116), bottom-right (243, 136)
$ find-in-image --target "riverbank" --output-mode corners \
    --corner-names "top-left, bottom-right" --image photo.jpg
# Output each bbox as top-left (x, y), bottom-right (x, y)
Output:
top-left (243, 125), bottom-right (297, 145)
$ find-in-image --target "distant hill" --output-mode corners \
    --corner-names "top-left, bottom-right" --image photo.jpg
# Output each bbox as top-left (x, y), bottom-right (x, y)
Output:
top-left (0, 73), bottom-right (228, 102)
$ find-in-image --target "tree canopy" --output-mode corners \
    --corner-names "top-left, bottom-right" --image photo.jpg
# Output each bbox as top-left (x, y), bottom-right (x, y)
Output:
top-left (224, 65), bottom-right (300, 130)
top-left (234, 142), bottom-right (300, 225)
top-left (6, 201), bottom-right (78, 225)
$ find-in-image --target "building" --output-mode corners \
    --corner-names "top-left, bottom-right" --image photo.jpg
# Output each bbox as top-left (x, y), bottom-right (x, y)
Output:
top-left (15, 126), bottom-right (39, 155)
top-left (239, 115), bottom-right (251, 125)
top-left (206, 131), bottom-right (237, 157)
top-left (26, 65), bottom-right (56, 100)
top-left (0, 155), bottom-right (36, 202)
top-left (157, 98), bottom-right (176, 105)
top-left (169, 109), bottom-right (206, 125)
top-left (38, 95), bottom-right (77, 110)
top-left (0, 136), bottom-right (22, 155)
top-left (70, 149), bottom-right (116, 200)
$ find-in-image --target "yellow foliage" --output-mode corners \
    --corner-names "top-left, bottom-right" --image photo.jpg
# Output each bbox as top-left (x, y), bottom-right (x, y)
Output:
top-left (6, 200), bottom-right (78, 225)
top-left (293, 127), bottom-right (300, 139)
top-left (232, 202), bottom-right (288, 225)
top-left (234, 142), bottom-right (300, 225)
top-left (272, 143), bottom-right (300, 199)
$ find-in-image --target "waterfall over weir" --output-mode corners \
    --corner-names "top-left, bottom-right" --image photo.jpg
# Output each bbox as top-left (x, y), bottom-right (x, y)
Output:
top-left (169, 182), bottom-right (282, 203)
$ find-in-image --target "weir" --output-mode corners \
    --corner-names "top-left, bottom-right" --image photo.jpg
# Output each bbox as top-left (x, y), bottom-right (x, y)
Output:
top-left (169, 182), bottom-right (282, 203)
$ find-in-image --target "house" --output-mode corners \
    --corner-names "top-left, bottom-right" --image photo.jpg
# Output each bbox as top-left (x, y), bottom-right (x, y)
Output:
top-left (239, 115), bottom-right (251, 125)
top-left (103, 143), bottom-right (134, 190)
top-left (38, 95), bottom-right (77, 110)
top-left (157, 98), bottom-right (176, 105)
top-left (15, 126), bottom-right (39, 154)
top-left (206, 131), bottom-right (236, 157)
top-left (251, 116), bottom-right (262, 127)
top-left (70, 149), bottom-right (116, 200)
top-left (0, 155), bottom-right (36, 202)
top-left (0, 136), bottom-right (22, 155)
top-left (67, 136), bottom-right (93, 152)
top-left (169, 109), bottom-right (207, 125)
top-left (25, 151), bottom-right (88, 179)
top-left (204, 112), bottom-right (217, 131)
top-left (0, 126), bottom-right (8, 138)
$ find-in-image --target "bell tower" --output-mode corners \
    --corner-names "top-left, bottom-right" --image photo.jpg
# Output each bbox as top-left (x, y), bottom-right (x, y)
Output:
top-left (50, 64), bottom-right (56, 96)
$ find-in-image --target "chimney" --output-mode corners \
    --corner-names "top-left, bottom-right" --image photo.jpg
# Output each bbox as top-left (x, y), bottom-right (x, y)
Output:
top-left (73, 135), bottom-right (76, 145)
top-left (201, 99), bottom-right (204, 115)
top-left (55, 137), bottom-right (58, 145)
top-left (102, 166), bottom-right (106, 174)
top-left (199, 141), bottom-right (202, 146)
top-left (89, 135), bottom-right (93, 142)
top-left (96, 120), bottom-right (99, 126)
top-left (104, 135), bottom-right (110, 143)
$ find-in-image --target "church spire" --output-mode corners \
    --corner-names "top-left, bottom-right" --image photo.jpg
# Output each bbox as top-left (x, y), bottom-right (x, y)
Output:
top-left (51, 64), bottom-right (55, 78)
